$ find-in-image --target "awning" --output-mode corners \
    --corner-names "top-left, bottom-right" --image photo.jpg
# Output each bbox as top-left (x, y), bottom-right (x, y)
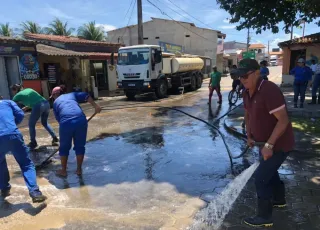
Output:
top-left (37, 44), bottom-right (87, 57)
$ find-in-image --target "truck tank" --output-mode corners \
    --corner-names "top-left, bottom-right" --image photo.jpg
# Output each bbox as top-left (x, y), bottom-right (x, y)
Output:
top-left (162, 57), bottom-right (204, 74)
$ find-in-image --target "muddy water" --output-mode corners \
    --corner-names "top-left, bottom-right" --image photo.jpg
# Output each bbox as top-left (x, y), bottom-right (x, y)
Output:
top-left (1, 89), bottom-right (253, 230)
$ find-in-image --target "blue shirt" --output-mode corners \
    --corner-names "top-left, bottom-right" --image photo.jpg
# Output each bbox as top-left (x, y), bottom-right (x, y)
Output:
top-left (53, 92), bottom-right (89, 124)
top-left (0, 100), bottom-right (24, 137)
top-left (290, 66), bottom-right (313, 82)
top-left (260, 67), bottom-right (269, 77)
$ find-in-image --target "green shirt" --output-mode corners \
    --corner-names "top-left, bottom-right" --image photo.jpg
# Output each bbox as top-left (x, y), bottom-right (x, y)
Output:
top-left (210, 71), bottom-right (222, 87)
top-left (13, 88), bottom-right (45, 108)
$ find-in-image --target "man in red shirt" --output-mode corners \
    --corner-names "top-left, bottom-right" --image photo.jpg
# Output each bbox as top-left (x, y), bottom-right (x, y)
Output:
top-left (231, 59), bottom-right (295, 227)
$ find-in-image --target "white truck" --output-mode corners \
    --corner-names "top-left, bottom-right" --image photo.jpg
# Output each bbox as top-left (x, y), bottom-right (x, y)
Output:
top-left (269, 55), bottom-right (278, 66)
top-left (116, 45), bottom-right (207, 99)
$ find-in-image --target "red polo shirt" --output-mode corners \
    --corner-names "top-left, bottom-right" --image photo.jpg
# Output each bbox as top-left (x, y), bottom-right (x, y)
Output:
top-left (243, 79), bottom-right (295, 152)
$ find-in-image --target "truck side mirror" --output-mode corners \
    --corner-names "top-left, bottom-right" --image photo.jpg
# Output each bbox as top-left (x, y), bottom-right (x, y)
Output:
top-left (154, 50), bottom-right (162, 63)
top-left (152, 61), bottom-right (155, 71)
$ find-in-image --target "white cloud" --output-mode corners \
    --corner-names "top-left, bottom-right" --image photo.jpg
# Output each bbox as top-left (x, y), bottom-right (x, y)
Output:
top-left (223, 19), bottom-right (230, 23)
top-left (96, 24), bottom-right (117, 32)
top-left (204, 9), bottom-right (228, 24)
top-left (219, 25), bottom-right (236, 29)
top-left (45, 6), bottom-right (74, 20)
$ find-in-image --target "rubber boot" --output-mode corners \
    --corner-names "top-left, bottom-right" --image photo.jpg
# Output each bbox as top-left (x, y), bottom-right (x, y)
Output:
top-left (300, 103), bottom-right (304, 108)
top-left (308, 96), bottom-right (317, 105)
top-left (244, 198), bottom-right (273, 227)
top-left (1, 187), bottom-right (11, 198)
top-left (273, 181), bottom-right (286, 208)
top-left (318, 96), bottom-right (320, 104)
top-left (294, 101), bottom-right (298, 108)
top-left (52, 137), bottom-right (59, 146)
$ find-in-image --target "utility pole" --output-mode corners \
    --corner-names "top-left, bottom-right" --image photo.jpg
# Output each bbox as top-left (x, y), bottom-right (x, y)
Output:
top-left (290, 24), bottom-right (293, 40)
top-left (137, 0), bottom-right (144, 44)
top-left (246, 27), bottom-right (250, 52)
top-left (302, 21), bottom-right (306, 38)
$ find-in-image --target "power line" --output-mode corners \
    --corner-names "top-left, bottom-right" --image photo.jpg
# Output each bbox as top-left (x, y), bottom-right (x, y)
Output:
top-left (119, 0), bottom-right (137, 41)
top-left (146, 0), bottom-right (213, 42)
top-left (109, 0), bottom-right (136, 42)
top-left (165, 0), bottom-right (214, 30)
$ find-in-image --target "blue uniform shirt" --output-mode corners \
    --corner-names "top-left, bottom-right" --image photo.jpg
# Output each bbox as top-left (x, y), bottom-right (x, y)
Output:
top-left (260, 67), bottom-right (269, 77)
top-left (53, 92), bottom-right (89, 124)
top-left (0, 100), bottom-right (24, 137)
top-left (290, 66), bottom-right (313, 82)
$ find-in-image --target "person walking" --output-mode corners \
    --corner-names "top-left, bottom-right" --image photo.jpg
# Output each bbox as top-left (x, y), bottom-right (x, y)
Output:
top-left (308, 60), bottom-right (320, 105)
top-left (231, 58), bottom-right (295, 228)
top-left (260, 61), bottom-right (270, 80)
top-left (289, 58), bottom-right (313, 108)
top-left (11, 84), bottom-right (58, 149)
top-left (208, 66), bottom-right (222, 105)
top-left (51, 86), bottom-right (101, 177)
top-left (0, 99), bottom-right (46, 203)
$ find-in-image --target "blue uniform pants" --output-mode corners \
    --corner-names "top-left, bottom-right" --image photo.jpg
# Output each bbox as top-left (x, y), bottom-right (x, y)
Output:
top-left (293, 80), bottom-right (307, 104)
top-left (312, 74), bottom-right (320, 97)
top-left (59, 118), bottom-right (88, 156)
top-left (29, 100), bottom-right (57, 144)
top-left (0, 134), bottom-right (39, 192)
top-left (254, 151), bottom-right (289, 199)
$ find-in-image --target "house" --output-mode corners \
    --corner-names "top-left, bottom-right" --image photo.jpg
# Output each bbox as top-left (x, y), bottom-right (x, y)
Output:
top-left (0, 37), bottom-right (40, 99)
top-left (107, 17), bottom-right (226, 71)
top-left (24, 33), bottom-right (123, 98)
top-left (279, 32), bottom-right (320, 86)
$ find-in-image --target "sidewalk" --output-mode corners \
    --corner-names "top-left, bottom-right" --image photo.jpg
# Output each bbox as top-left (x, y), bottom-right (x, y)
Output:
top-left (220, 108), bottom-right (320, 229)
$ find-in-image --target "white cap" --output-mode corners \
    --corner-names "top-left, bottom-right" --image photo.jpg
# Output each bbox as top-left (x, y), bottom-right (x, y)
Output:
top-left (297, 58), bottom-right (305, 63)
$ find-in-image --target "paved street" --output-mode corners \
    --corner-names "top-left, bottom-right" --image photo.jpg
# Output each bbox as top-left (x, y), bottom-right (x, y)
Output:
top-left (0, 67), bottom-right (297, 230)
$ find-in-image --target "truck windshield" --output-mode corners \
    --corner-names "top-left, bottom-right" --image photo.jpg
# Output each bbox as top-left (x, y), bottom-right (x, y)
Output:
top-left (118, 49), bottom-right (150, 65)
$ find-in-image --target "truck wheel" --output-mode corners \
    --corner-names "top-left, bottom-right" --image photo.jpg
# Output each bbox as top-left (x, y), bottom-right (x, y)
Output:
top-left (155, 80), bottom-right (168, 99)
top-left (126, 92), bottom-right (136, 100)
top-left (196, 75), bottom-right (203, 88)
top-left (190, 75), bottom-right (197, 91)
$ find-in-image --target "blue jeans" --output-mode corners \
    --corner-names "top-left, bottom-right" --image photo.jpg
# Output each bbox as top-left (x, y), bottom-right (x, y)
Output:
top-left (29, 100), bottom-right (56, 144)
top-left (59, 117), bottom-right (88, 156)
top-left (293, 80), bottom-right (307, 104)
top-left (0, 134), bottom-right (39, 193)
top-left (254, 151), bottom-right (290, 199)
top-left (312, 74), bottom-right (320, 97)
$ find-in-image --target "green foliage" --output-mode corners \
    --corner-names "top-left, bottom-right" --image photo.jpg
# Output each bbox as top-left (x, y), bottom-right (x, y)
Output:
top-left (77, 21), bottom-right (104, 41)
top-left (21, 21), bottom-right (43, 34)
top-left (216, 0), bottom-right (320, 34)
top-left (44, 18), bottom-right (75, 36)
top-left (0, 23), bottom-right (13, 36)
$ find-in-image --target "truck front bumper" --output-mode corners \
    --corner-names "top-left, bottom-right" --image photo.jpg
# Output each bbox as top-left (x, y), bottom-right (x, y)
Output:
top-left (117, 80), bottom-right (155, 92)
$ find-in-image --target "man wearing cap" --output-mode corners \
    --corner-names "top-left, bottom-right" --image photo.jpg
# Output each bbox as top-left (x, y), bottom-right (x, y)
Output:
top-left (290, 58), bottom-right (313, 108)
top-left (232, 58), bottom-right (295, 227)
top-left (51, 86), bottom-right (101, 177)
top-left (208, 66), bottom-right (222, 105)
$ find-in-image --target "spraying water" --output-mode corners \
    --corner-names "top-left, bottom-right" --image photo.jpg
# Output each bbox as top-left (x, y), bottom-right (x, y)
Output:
top-left (190, 162), bottom-right (259, 230)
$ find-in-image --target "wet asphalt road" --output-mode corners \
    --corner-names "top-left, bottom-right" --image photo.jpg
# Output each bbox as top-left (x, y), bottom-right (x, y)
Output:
top-left (0, 67), bottom-right (283, 230)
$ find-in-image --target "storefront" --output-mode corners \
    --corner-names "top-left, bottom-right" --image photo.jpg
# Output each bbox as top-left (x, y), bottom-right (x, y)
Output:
top-left (0, 37), bottom-right (40, 99)
top-left (279, 33), bottom-right (320, 86)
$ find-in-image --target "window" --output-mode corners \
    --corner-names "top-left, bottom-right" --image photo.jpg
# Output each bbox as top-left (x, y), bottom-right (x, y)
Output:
top-left (118, 49), bottom-right (150, 65)
top-left (143, 37), bottom-right (149, 40)
top-left (185, 35), bottom-right (190, 37)
top-left (155, 36), bottom-right (160, 39)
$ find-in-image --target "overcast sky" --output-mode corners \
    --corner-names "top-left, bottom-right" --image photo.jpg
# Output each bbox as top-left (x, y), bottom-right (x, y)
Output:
top-left (1, 0), bottom-right (319, 49)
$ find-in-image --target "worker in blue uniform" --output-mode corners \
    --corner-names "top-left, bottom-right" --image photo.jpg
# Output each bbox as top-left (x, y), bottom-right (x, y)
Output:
top-left (51, 86), bottom-right (101, 177)
top-left (0, 99), bottom-right (46, 203)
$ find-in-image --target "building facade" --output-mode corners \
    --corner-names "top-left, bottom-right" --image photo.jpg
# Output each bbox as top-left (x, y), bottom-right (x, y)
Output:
top-left (0, 37), bottom-right (41, 99)
top-left (107, 18), bottom-right (225, 67)
top-left (279, 32), bottom-right (320, 86)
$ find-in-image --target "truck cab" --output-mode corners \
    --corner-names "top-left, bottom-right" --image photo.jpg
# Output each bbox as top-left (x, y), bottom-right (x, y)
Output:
top-left (117, 45), bottom-right (164, 99)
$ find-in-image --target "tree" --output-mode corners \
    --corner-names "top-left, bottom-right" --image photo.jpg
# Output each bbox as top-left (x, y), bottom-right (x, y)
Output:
top-left (44, 18), bottom-right (75, 36)
top-left (21, 21), bottom-right (43, 34)
top-left (0, 23), bottom-right (13, 36)
top-left (216, 0), bottom-right (320, 34)
top-left (77, 21), bottom-right (104, 41)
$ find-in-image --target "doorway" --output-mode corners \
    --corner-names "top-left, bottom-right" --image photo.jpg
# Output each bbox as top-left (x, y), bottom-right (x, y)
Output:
top-left (90, 60), bottom-right (108, 91)
top-left (290, 49), bottom-right (306, 70)
top-left (0, 56), bottom-right (21, 99)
